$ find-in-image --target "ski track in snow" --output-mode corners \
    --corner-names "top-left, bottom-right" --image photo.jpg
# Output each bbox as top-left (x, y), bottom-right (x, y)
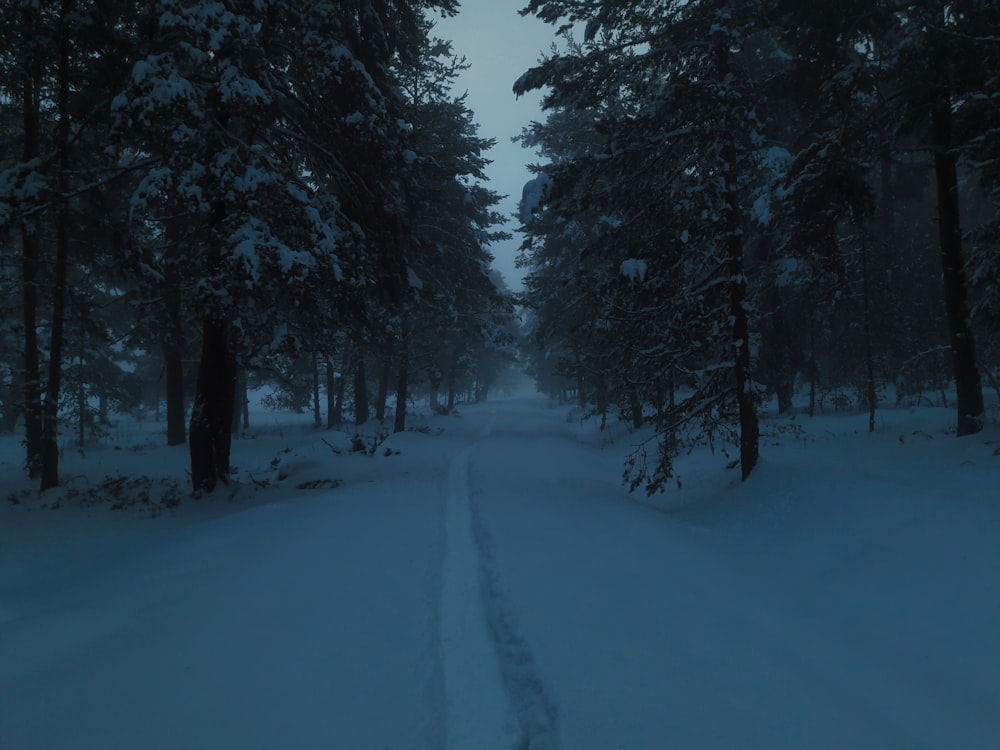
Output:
top-left (473, 411), bottom-right (561, 750)
top-left (440, 431), bottom-right (518, 750)
top-left (439, 409), bottom-right (560, 750)
top-left (469, 480), bottom-right (561, 750)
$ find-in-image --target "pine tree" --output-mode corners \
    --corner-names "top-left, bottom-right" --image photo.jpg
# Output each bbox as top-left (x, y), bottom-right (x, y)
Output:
top-left (517, 1), bottom-right (770, 488)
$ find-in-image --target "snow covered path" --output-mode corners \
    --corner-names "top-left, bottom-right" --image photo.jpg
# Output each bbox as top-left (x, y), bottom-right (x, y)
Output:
top-left (0, 432), bottom-right (457, 750)
top-left (468, 401), bottom-right (1000, 749)
top-left (440, 444), bottom-right (518, 749)
top-left (2, 398), bottom-right (999, 749)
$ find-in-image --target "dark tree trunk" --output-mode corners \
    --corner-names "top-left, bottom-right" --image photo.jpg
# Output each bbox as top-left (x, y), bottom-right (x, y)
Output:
top-left (595, 374), bottom-right (608, 429)
top-left (40, 17), bottom-right (72, 491)
top-left (717, 41), bottom-right (759, 481)
top-left (375, 350), bottom-right (391, 421)
top-left (189, 316), bottom-right (237, 492)
top-left (776, 381), bottom-right (794, 416)
top-left (189, 175), bottom-right (237, 491)
top-left (931, 93), bottom-right (984, 436)
top-left (729, 233), bottom-right (760, 479)
top-left (629, 384), bottom-right (643, 430)
top-left (393, 319), bottom-right (409, 434)
top-left (332, 355), bottom-right (347, 427)
top-left (428, 361), bottom-right (444, 412)
top-left (354, 352), bottom-right (368, 425)
top-left (20, 5), bottom-right (42, 477)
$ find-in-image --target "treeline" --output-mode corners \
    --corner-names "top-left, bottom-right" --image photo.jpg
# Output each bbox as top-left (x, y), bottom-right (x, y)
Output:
top-left (0, 1), bottom-right (515, 493)
top-left (514, 0), bottom-right (1000, 492)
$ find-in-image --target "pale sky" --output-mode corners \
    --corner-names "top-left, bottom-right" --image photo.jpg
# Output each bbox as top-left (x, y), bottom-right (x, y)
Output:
top-left (433, 1), bottom-right (559, 291)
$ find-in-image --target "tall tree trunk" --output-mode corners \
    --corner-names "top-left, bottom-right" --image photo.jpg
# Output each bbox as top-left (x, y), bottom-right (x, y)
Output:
top-left (717, 41), bottom-right (759, 481)
top-left (40, 13), bottom-right (72, 491)
top-left (20, 5), bottom-right (43, 477)
top-left (189, 178), bottom-right (237, 491)
top-left (728, 223), bottom-right (760, 479)
top-left (189, 316), bottom-right (236, 492)
top-left (393, 318), bottom-right (409, 434)
top-left (629, 384), bottom-right (643, 430)
top-left (931, 92), bottom-right (984, 436)
top-left (333, 357), bottom-right (347, 427)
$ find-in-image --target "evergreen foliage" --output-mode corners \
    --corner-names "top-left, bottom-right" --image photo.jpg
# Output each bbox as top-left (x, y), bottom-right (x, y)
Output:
top-left (516, 0), bottom-right (999, 491)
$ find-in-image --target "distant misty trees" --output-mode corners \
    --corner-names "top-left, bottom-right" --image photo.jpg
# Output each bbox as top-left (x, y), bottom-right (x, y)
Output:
top-left (0, 0), bottom-right (514, 493)
top-left (515, 0), bottom-right (1000, 491)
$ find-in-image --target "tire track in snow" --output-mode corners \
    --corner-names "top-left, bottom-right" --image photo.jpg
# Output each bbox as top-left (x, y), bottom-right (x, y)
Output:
top-left (440, 444), bottom-right (518, 749)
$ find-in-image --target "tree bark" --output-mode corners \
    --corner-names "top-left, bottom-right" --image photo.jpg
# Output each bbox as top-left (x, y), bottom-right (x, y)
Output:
top-left (332, 354), bottom-right (347, 427)
top-left (20, 5), bottom-right (43, 477)
top-left (189, 175), bottom-right (237, 491)
top-left (629, 384), bottom-right (643, 430)
top-left (189, 316), bottom-right (237, 492)
top-left (931, 93), bottom-right (984, 436)
top-left (716, 39), bottom-right (759, 481)
top-left (40, 11), bottom-right (72, 491)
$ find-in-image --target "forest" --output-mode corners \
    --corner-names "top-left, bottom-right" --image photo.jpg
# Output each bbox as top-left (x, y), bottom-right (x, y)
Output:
top-left (514, 0), bottom-right (1000, 491)
top-left (1, 0), bottom-right (998, 496)
top-left (1, 0), bottom-right (518, 493)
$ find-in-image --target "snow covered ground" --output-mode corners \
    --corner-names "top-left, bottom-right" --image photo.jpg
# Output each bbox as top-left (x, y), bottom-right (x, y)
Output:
top-left (1, 397), bottom-right (999, 749)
